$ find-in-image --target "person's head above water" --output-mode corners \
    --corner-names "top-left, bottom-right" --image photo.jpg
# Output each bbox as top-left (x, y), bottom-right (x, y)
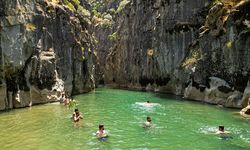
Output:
top-left (147, 116), bottom-right (152, 122)
top-left (75, 108), bottom-right (79, 113)
top-left (99, 124), bottom-right (104, 130)
top-left (219, 125), bottom-right (224, 132)
top-left (147, 101), bottom-right (150, 103)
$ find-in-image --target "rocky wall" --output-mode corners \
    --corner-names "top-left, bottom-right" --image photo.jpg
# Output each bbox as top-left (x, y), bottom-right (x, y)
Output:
top-left (0, 0), bottom-right (96, 110)
top-left (101, 0), bottom-right (250, 108)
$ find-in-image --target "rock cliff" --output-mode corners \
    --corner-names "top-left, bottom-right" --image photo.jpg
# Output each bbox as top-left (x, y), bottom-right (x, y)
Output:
top-left (99, 0), bottom-right (250, 108)
top-left (1, 0), bottom-right (249, 110)
top-left (0, 0), bottom-right (96, 110)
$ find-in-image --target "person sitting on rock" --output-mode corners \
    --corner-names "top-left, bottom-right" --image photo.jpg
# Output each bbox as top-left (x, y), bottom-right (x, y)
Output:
top-left (63, 94), bottom-right (70, 106)
top-left (60, 92), bottom-right (66, 102)
top-left (72, 108), bottom-right (83, 122)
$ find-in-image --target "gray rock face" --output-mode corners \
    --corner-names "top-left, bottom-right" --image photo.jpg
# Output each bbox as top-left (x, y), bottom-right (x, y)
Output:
top-left (0, 0), bottom-right (95, 110)
top-left (184, 77), bottom-right (243, 108)
top-left (99, 0), bottom-right (250, 108)
top-left (240, 97), bottom-right (250, 117)
top-left (105, 0), bottom-right (209, 86)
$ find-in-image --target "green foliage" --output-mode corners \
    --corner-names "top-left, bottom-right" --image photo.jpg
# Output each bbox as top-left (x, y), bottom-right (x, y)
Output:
top-left (25, 23), bottom-right (36, 32)
top-left (63, 0), bottom-right (76, 12)
top-left (108, 32), bottom-right (118, 41)
top-left (68, 99), bottom-right (79, 110)
top-left (63, 0), bottom-right (89, 16)
top-left (101, 20), bottom-right (112, 28)
top-left (212, 0), bottom-right (222, 5)
top-left (81, 47), bottom-right (86, 60)
top-left (92, 9), bottom-right (102, 18)
top-left (78, 5), bottom-right (91, 17)
top-left (71, 0), bottom-right (80, 6)
top-left (117, 0), bottom-right (130, 13)
top-left (182, 49), bottom-right (201, 68)
top-left (226, 41), bottom-right (233, 48)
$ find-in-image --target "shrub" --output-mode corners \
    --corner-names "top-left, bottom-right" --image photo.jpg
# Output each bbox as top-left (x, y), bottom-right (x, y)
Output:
top-left (117, 0), bottom-right (130, 13)
top-left (182, 49), bottom-right (201, 67)
top-left (25, 23), bottom-right (36, 32)
top-left (108, 32), bottom-right (118, 41)
top-left (78, 5), bottom-right (91, 17)
top-left (63, 0), bottom-right (76, 12)
top-left (226, 41), bottom-right (233, 48)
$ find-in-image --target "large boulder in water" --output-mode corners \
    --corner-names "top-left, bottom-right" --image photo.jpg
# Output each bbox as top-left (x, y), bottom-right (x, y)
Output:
top-left (241, 82), bottom-right (250, 107)
top-left (240, 105), bottom-right (250, 117)
top-left (184, 77), bottom-right (244, 107)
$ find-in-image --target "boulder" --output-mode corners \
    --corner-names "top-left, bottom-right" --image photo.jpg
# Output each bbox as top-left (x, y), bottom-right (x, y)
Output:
top-left (240, 105), bottom-right (250, 117)
top-left (241, 82), bottom-right (250, 107)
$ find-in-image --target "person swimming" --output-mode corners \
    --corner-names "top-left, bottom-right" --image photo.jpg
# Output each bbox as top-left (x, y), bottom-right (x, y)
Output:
top-left (144, 116), bottom-right (152, 128)
top-left (96, 124), bottom-right (108, 138)
top-left (135, 101), bottom-right (159, 108)
top-left (216, 125), bottom-right (231, 138)
top-left (72, 109), bottom-right (83, 122)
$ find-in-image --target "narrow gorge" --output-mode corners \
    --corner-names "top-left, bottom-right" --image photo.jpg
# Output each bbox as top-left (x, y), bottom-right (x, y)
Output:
top-left (0, 0), bottom-right (250, 110)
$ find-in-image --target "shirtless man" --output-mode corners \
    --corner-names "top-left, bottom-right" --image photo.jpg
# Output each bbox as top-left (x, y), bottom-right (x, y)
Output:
top-left (72, 109), bottom-right (83, 122)
top-left (216, 125), bottom-right (230, 138)
top-left (96, 124), bottom-right (108, 138)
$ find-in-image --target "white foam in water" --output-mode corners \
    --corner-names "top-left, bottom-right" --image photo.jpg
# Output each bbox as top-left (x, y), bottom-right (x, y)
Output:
top-left (133, 102), bottom-right (161, 112)
top-left (198, 126), bottom-right (217, 134)
top-left (240, 135), bottom-right (250, 143)
top-left (135, 102), bottom-right (160, 107)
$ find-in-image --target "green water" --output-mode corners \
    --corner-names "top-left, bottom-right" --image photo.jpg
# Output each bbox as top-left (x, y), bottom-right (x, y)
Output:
top-left (0, 88), bottom-right (250, 150)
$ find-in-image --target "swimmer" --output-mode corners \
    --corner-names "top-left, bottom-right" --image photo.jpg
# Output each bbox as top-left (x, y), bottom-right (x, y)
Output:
top-left (72, 109), bottom-right (83, 122)
top-left (144, 116), bottom-right (152, 128)
top-left (216, 125), bottom-right (230, 138)
top-left (96, 124), bottom-right (108, 138)
top-left (135, 101), bottom-right (159, 108)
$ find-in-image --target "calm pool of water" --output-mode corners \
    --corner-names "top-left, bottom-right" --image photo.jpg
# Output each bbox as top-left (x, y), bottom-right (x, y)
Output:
top-left (0, 88), bottom-right (250, 150)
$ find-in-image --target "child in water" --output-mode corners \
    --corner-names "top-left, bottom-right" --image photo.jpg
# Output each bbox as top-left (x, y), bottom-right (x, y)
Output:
top-left (144, 116), bottom-right (152, 128)
top-left (72, 109), bottom-right (83, 122)
top-left (96, 124), bottom-right (108, 138)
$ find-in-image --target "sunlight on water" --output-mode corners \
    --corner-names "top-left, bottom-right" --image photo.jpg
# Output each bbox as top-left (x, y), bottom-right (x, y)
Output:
top-left (0, 88), bottom-right (250, 150)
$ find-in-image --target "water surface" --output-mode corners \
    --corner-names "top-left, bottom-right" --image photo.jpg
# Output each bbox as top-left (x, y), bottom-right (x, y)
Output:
top-left (0, 88), bottom-right (250, 150)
